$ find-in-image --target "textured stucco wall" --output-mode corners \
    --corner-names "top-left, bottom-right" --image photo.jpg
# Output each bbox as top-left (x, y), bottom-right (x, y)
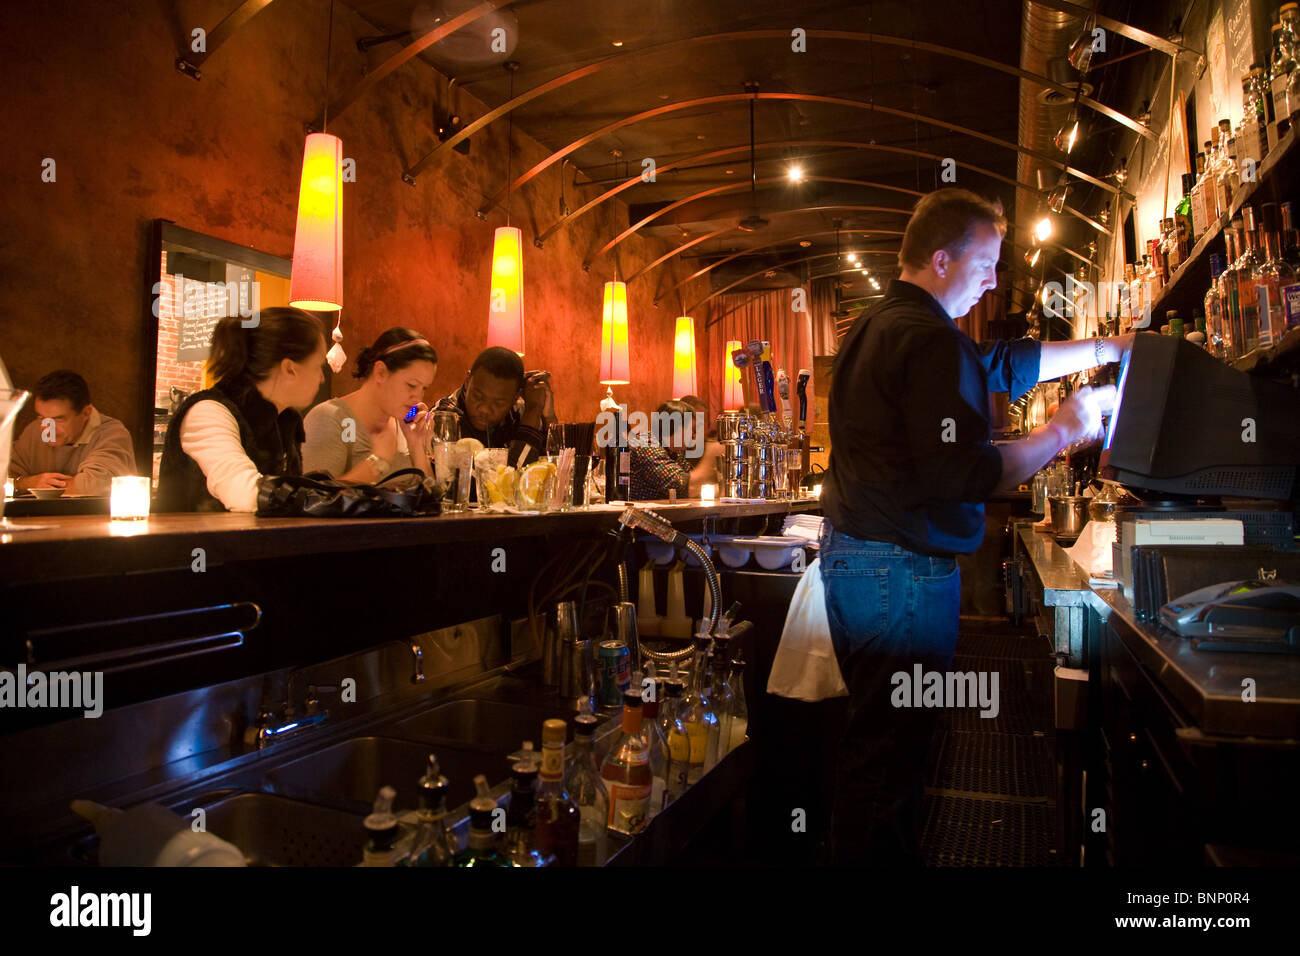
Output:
top-left (0, 0), bottom-right (710, 452)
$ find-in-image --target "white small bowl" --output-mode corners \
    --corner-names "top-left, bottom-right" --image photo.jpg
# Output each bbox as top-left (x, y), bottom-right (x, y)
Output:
top-left (738, 536), bottom-right (804, 570)
top-left (714, 536), bottom-right (752, 568)
top-left (643, 540), bottom-right (675, 565)
top-left (30, 487), bottom-right (66, 500)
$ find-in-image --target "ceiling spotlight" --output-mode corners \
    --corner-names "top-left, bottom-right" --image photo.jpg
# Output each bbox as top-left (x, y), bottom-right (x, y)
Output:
top-left (1025, 247), bottom-right (1042, 267)
top-left (1034, 216), bottom-right (1053, 243)
top-left (1067, 20), bottom-right (1096, 74)
top-left (1054, 111), bottom-right (1080, 154)
top-left (799, 239), bottom-right (813, 248)
top-left (787, 164), bottom-right (804, 182)
top-left (611, 40), bottom-right (624, 47)
top-left (848, 253), bottom-right (858, 263)
top-left (859, 268), bottom-right (867, 274)
top-left (1098, 207), bottom-right (1111, 226)
top-left (1047, 183), bottom-right (1068, 214)
top-left (1110, 160), bottom-right (1128, 186)
top-left (1136, 100), bottom-right (1152, 127)
top-left (725, 169), bottom-right (735, 175)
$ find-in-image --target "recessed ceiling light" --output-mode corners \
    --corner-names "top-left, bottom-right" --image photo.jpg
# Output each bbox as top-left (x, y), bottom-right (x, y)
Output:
top-left (612, 40), bottom-right (624, 47)
top-left (725, 169), bottom-right (735, 175)
top-left (658, 93), bottom-right (669, 100)
top-left (696, 134), bottom-right (705, 140)
top-left (799, 239), bottom-right (812, 247)
top-left (787, 164), bottom-right (803, 182)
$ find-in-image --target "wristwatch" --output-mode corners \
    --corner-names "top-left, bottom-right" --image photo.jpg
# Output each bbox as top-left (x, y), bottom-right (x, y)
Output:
top-left (1094, 336), bottom-right (1106, 366)
top-left (365, 453), bottom-right (390, 478)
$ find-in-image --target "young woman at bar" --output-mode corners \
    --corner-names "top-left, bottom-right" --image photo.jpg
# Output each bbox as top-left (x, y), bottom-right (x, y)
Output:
top-left (157, 308), bottom-right (326, 512)
top-left (301, 328), bottom-right (438, 482)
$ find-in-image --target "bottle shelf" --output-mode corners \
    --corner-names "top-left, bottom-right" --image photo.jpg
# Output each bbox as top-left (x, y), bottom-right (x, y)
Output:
top-left (1145, 125), bottom-right (1298, 323)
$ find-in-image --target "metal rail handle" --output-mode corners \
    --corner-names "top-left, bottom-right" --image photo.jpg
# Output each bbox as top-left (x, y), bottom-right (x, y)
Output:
top-left (22, 602), bottom-right (262, 676)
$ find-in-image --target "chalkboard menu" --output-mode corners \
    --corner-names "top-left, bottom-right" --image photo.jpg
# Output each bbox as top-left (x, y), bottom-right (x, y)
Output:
top-left (1224, 0), bottom-right (1267, 129)
top-left (175, 264), bottom-right (256, 362)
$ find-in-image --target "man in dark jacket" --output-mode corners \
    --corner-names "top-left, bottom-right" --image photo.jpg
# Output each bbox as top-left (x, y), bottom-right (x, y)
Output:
top-left (435, 346), bottom-right (555, 466)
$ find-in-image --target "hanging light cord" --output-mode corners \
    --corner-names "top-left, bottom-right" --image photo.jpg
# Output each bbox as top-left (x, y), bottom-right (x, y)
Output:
top-left (748, 94), bottom-right (757, 207)
top-left (506, 67), bottom-right (516, 228)
top-left (323, 0), bottom-right (335, 132)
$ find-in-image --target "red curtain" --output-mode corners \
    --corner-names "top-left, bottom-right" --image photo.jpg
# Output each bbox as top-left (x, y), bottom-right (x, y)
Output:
top-left (704, 289), bottom-right (833, 428)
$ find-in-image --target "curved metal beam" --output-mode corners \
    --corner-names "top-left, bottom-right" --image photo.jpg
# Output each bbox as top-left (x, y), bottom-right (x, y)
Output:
top-left (702, 257), bottom-right (895, 328)
top-left (536, 145), bottom-right (941, 247)
top-left (176, 0), bottom-right (276, 79)
top-left (650, 228), bottom-right (903, 301)
top-left (480, 92), bottom-right (1121, 223)
top-left (408, 27), bottom-right (1152, 176)
top-left (590, 176), bottom-right (912, 271)
top-left (310, 1), bottom-right (517, 130)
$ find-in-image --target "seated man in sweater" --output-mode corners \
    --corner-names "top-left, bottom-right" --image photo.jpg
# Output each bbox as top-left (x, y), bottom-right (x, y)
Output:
top-left (434, 347), bottom-right (555, 466)
top-left (9, 370), bottom-right (137, 495)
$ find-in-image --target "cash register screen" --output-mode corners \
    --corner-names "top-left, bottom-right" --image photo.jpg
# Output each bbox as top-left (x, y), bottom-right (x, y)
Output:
top-left (1102, 349), bottom-right (1131, 453)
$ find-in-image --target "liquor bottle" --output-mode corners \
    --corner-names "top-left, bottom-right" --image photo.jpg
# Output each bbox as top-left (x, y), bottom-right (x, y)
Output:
top-left (453, 776), bottom-right (511, 867)
top-left (1237, 207), bottom-right (1263, 352)
top-left (1221, 227), bottom-right (1242, 359)
top-left (564, 713), bottom-right (609, 866)
top-left (1282, 202), bottom-right (1300, 273)
top-left (1119, 263), bottom-right (1134, 331)
top-left (600, 691), bottom-right (653, 836)
top-left (1205, 253), bottom-right (1227, 359)
top-left (504, 759), bottom-right (552, 866)
top-left (1239, 71), bottom-right (1266, 166)
top-left (1215, 120), bottom-right (1236, 214)
top-left (399, 755), bottom-right (455, 867)
top-left (1165, 311), bottom-right (1183, 337)
top-left (1191, 151), bottom-right (1208, 238)
top-left (1254, 204), bottom-right (1297, 347)
top-left (640, 680), bottom-right (670, 817)
top-left (728, 654), bottom-right (749, 752)
top-left (534, 718), bottom-right (580, 866)
top-left (1176, 173), bottom-right (1195, 254)
top-left (360, 785), bottom-right (405, 867)
top-left (604, 406), bottom-right (631, 502)
top-left (708, 637), bottom-right (736, 761)
top-left (662, 677), bottom-right (689, 801)
top-left (1273, 4), bottom-right (1299, 137)
top-left (1130, 259), bottom-right (1150, 329)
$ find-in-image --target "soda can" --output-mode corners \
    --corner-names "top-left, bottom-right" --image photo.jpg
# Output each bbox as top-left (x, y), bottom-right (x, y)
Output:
top-left (597, 640), bottom-right (630, 708)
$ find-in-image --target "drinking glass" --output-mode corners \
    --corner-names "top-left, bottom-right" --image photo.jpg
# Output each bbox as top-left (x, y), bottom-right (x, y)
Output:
top-left (440, 444), bottom-right (473, 513)
top-left (432, 410), bottom-right (460, 444)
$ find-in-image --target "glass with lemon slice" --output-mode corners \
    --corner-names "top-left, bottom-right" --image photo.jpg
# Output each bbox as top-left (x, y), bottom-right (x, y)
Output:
top-left (515, 459), bottom-right (558, 512)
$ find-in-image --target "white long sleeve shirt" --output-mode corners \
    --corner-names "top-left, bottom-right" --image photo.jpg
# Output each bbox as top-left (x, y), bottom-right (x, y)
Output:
top-left (178, 400), bottom-right (261, 512)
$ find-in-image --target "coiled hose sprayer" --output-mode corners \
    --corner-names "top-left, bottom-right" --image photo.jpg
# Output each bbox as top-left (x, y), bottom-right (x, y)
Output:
top-left (614, 505), bottom-right (722, 669)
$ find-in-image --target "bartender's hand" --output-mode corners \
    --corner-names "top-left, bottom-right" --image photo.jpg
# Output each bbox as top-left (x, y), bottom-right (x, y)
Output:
top-left (1049, 385), bottom-right (1116, 447)
top-left (1104, 333), bottom-right (1136, 364)
top-left (17, 472), bottom-right (71, 490)
top-left (522, 370), bottom-right (553, 419)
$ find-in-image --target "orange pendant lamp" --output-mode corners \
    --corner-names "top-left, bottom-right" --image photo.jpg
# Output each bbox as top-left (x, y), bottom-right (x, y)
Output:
top-left (487, 225), bottom-right (525, 355)
top-left (723, 338), bottom-right (745, 410)
top-left (599, 280), bottom-right (630, 405)
top-left (288, 132), bottom-right (343, 312)
top-left (672, 316), bottom-right (697, 399)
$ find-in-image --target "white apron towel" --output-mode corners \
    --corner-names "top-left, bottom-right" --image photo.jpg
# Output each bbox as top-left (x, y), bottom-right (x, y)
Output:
top-left (766, 558), bottom-right (849, 701)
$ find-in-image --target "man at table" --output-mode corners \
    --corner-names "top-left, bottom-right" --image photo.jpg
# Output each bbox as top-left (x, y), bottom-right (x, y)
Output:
top-left (434, 346), bottom-right (556, 465)
top-left (9, 370), bottom-right (137, 496)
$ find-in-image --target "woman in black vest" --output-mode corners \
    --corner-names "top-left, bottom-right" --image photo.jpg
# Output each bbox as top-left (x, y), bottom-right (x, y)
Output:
top-left (158, 308), bottom-right (325, 512)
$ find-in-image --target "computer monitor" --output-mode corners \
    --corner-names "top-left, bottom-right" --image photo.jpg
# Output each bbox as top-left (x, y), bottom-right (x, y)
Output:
top-left (1100, 334), bottom-right (1300, 500)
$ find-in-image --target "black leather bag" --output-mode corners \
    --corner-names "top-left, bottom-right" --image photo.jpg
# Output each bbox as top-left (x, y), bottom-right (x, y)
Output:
top-left (255, 468), bottom-right (442, 518)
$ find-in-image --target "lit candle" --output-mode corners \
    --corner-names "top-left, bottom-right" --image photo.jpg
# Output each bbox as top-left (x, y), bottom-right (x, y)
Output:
top-left (110, 476), bottom-right (151, 520)
top-left (3, 478), bottom-right (12, 499)
top-left (812, 483), bottom-right (823, 498)
top-left (700, 483), bottom-right (716, 502)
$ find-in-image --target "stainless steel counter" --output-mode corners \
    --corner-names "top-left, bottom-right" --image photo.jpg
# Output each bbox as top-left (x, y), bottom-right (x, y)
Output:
top-left (1015, 523), bottom-right (1300, 738)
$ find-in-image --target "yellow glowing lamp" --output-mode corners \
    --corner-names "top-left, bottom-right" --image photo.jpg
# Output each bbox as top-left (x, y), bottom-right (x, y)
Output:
top-left (598, 281), bottom-right (630, 385)
top-left (672, 315), bottom-right (697, 399)
top-left (487, 225), bottom-right (525, 355)
top-left (722, 339), bottom-right (745, 410)
top-left (289, 133), bottom-right (343, 311)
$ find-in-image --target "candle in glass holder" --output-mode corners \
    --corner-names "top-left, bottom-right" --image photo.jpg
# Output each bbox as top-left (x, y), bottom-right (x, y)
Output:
top-left (700, 483), bottom-right (716, 502)
top-left (812, 483), bottom-right (823, 498)
top-left (3, 478), bottom-right (12, 499)
top-left (110, 476), bottom-right (151, 520)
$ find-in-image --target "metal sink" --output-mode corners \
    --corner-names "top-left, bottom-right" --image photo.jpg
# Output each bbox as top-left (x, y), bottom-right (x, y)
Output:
top-left (390, 699), bottom-right (571, 755)
top-left (67, 793), bottom-right (364, 867)
top-left (262, 736), bottom-right (488, 814)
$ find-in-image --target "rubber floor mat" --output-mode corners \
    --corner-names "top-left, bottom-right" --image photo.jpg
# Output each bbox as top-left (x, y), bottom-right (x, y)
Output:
top-left (921, 792), bottom-right (1057, 866)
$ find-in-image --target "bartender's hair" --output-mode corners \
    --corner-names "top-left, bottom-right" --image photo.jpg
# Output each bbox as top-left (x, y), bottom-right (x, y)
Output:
top-left (207, 308), bottom-right (324, 384)
top-left (899, 188), bottom-right (1007, 270)
top-left (470, 346), bottom-right (526, 386)
top-left (33, 370), bottom-right (91, 412)
top-left (354, 327), bottom-right (439, 379)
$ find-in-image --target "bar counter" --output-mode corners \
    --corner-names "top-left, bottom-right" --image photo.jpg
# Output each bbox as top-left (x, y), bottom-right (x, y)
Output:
top-left (0, 497), bottom-right (823, 586)
top-left (1015, 523), bottom-right (1300, 738)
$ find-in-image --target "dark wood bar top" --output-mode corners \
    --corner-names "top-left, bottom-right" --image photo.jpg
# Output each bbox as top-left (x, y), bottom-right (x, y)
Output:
top-left (0, 498), bottom-right (822, 586)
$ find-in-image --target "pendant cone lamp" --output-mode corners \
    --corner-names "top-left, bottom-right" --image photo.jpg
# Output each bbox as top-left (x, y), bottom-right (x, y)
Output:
top-left (723, 339), bottom-right (744, 410)
top-left (486, 61), bottom-right (525, 355)
top-left (289, 0), bottom-right (342, 312)
top-left (672, 315), bottom-right (697, 399)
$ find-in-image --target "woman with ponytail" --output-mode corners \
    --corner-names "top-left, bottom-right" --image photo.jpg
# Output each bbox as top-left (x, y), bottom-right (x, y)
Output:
top-left (302, 327), bottom-right (438, 482)
top-left (157, 308), bottom-right (326, 512)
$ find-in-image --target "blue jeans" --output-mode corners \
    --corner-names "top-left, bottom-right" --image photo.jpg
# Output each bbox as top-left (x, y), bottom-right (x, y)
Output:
top-left (819, 523), bottom-right (961, 866)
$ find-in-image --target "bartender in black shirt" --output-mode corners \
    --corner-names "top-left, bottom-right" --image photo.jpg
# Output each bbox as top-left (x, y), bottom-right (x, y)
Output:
top-left (821, 188), bottom-right (1129, 865)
